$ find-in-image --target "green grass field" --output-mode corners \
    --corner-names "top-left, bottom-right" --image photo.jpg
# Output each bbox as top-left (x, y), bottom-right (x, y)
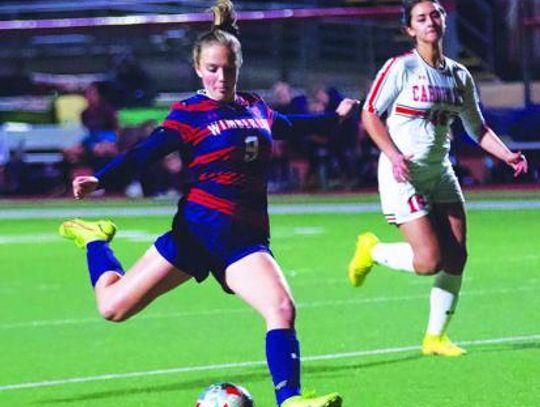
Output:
top-left (1, 192), bottom-right (539, 406)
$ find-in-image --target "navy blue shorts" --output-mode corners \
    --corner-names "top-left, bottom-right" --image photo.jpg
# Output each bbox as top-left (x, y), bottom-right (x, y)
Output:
top-left (154, 230), bottom-right (271, 294)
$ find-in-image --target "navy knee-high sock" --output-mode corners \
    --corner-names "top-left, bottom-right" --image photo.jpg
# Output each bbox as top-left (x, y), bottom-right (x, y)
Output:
top-left (266, 329), bottom-right (301, 405)
top-left (86, 241), bottom-right (124, 287)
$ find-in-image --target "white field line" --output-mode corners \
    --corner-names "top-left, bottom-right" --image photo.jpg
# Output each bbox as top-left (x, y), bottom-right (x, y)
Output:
top-left (0, 285), bottom-right (536, 330)
top-left (1, 200), bottom-right (540, 219)
top-left (0, 227), bottom-right (324, 245)
top-left (0, 230), bottom-right (158, 245)
top-left (0, 333), bottom-right (538, 392)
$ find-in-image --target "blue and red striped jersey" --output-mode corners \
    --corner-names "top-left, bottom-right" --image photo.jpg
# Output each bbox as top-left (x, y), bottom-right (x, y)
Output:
top-left (95, 91), bottom-right (339, 240)
top-left (164, 91), bottom-right (274, 228)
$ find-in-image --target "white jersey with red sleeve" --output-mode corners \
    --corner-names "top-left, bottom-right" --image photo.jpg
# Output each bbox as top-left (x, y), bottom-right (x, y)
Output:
top-left (364, 49), bottom-right (488, 166)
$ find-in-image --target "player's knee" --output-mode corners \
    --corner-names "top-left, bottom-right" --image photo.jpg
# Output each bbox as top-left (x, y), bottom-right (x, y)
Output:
top-left (97, 299), bottom-right (131, 323)
top-left (279, 297), bottom-right (296, 324)
top-left (444, 247), bottom-right (468, 274)
top-left (99, 307), bottom-right (127, 323)
top-left (414, 252), bottom-right (442, 275)
top-left (270, 297), bottom-right (296, 326)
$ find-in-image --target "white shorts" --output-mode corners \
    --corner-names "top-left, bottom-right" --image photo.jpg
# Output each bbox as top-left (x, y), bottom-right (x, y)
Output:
top-left (378, 155), bottom-right (464, 225)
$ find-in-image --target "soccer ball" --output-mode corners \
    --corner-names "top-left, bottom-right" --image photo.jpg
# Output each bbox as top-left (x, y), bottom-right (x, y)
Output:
top-left (195, 382), bottom-right (254, 407)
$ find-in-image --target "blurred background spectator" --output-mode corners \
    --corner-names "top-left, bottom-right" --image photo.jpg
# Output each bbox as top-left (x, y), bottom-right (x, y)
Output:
top-left (0, 130), bottom-right (8, 192)
top-left (118, 120), bottom-right (183, 198)
top-left (269, 82), bottom-right (363, 191)
top-left (109, 54), bottom-right (156, 108)
top-left (61, 82), bottom-right (119, 189)
top-left (268, 81), bottom-right (311, 191)
top-left (0, 0), bottom-right (538, 197)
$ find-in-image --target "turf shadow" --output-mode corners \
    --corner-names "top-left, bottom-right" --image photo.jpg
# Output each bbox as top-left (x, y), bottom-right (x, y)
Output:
top-left (36, 370), bottom-right (269, 404)
top-left (468, 341), bottom-right (540, 354)
top-left (37, 354), bottom-right (422, 404)
top-left (303, 353), bottom-right (423, 377)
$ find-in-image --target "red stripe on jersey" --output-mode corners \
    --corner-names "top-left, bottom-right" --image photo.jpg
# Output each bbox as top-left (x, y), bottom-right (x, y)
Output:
top-left (213, 172), bottom-right (244, 185)
top-left (181, 128), bottom-right (205, 145)
top-left (171, 102), bottom-right (185, 111)
top-left (199, 171), bottom-right (243, 185)
top-left (191, 128), bottom-right (212, 146)
top-left (173, 100), bottom-right (217, 112)
top-left (187, 188), bottom-right (235, 216)
top-left (189, 146), bottom-right (235, 168)
top-left (162, 120), bottom-right (194, 141)
top-left (366, 52), bottom-right (412, 114)
top-left (367, 58), bottom-right (398, 114)
top-left (395, 105), bottom-right (429, 117)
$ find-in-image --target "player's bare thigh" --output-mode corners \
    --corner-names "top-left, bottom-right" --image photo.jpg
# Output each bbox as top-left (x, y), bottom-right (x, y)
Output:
top-left (225, 251), bottom-right (295, 330)
top-left (399, 202), bottom-right (467, 276)
top-left (432, 202), bottom-right (467, 275)
top-left (95, 245), bottom-right (192, 321)
top-left (399, 215), bottom-right (442, 275)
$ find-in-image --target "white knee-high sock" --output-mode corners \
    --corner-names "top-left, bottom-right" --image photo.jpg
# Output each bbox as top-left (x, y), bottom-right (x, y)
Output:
top-left (372, 242), bottom-right (415, 272)
top-left (426, 271), bottom-right (463, 335)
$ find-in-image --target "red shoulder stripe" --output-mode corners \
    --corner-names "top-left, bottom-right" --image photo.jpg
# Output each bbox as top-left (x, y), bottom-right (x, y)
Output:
top-left (162, 120), bottom-right (195, 142)
top-left (171, 102), bottom-right (186, 111)
top-left (172, 99), bottom-right (217, 112)
top-left (367, 58), bottom-right (398, 113)
top-left (366, 52), bottom-right (412, 114)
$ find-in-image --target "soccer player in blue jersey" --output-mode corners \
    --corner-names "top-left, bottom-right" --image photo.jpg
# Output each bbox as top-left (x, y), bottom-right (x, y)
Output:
top-left (59, 1), bottom-right (357, 406)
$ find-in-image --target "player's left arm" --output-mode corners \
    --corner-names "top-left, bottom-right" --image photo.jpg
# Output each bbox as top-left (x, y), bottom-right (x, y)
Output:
top-left (477, 130), bottom-right (528, 177)
top-left (271, 98), bottom-right (359, 140)
top-left (459, 70), bottom-right (528, 177)
top-left (95, 126), bottom-right (183, 189)
top-left (72, 127), bottom-right (183, 199)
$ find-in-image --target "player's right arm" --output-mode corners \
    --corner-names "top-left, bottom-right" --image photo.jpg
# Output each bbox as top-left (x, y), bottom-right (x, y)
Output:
top-left (72, 126), bottom-right (183, 199)
top-left (363, 57), bottom-right (411, 182)
top-left (270, 98), bottom-right (359, 141)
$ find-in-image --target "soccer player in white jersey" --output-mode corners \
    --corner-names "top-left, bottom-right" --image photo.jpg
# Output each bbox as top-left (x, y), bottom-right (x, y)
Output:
top-left (348, 0), bottom-right (528, 356)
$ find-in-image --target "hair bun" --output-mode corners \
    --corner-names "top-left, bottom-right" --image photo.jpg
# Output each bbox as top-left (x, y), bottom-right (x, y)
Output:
top-left (214, 22), bottom-right (240, 37)
top-left (210, 0), bottom-right (240, 37)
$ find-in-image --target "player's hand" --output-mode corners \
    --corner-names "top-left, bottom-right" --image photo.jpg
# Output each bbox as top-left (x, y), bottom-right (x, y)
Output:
top-left (335, 98), bottom-right (360, 122)
top-left (506, 151), bottom-right (528, 177)
top-left (391, 153), bottom-right (413, 182)
top-left (72, 176), bottom-right (99, 200)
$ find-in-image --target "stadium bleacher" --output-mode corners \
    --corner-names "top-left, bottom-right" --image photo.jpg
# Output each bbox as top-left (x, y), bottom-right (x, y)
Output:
top-left (0, 0), bottom-right (538, 195)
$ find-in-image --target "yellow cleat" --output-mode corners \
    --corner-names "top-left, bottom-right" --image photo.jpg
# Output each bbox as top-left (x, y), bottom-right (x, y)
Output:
top-left (422, 334), bottom-right (467, 357)
top-left (282, 392), bottom-right (342, 407)
top-left (59, 218), bottom-right (117, 249)
top-left (348, 232), bottom-right (379, 287)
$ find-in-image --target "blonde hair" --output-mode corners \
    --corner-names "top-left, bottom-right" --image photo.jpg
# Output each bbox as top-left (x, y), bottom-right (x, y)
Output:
top-left (192, 0), bottom-right (243, 68)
